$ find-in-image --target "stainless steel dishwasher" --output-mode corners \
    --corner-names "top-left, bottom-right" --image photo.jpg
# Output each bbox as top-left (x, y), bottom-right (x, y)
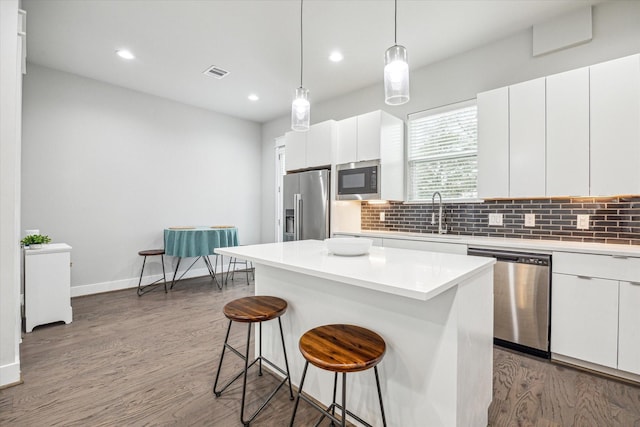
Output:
top-left (468, 248), bottom-right (551, 358)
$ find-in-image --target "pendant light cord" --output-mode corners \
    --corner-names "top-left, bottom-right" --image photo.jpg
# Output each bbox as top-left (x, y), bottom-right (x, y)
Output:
top-left (394, 0), bottom-right (397, 45)
top-left (300, 0), bottom-right (304, 88)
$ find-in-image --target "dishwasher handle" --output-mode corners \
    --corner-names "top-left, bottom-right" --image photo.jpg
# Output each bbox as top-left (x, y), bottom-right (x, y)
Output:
top-left (468, 248), bottom-right (550, 265)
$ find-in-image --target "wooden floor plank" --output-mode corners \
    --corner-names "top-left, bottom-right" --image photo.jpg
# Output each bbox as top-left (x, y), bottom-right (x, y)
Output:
top-left (2, 275), bottom-right (640, 426)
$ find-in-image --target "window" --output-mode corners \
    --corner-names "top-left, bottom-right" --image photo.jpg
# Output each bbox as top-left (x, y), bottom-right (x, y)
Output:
top-left (407, 100), bottom-right (478, 201)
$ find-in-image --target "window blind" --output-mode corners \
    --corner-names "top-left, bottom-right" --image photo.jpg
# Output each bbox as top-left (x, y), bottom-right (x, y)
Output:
top-left (407, 101), bottom-right (478, 201)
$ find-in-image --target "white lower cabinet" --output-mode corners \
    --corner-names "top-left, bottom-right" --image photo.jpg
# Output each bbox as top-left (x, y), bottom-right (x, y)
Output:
top-left (382, 237), bottom-right (468, 255)
top-left (24, 243), bottom-right (73, 333)
top-left (551, 252), bottom-right (640, 377)
top-left (551, 273), bottom-right (618, 369)
top-left (618, 281), bottom-right (640, 375)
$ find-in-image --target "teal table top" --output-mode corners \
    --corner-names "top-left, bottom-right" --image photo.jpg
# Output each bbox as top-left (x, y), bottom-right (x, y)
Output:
top-left (164, 226), bottom-right (239, 257)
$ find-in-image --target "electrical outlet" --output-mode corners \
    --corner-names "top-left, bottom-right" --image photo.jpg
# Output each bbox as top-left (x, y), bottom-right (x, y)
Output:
top-left (524, 213), bottom-right (536, 227)
top-left (489, 213), bottom-right (503, 226)
top-left (380, 211), bottom-right (385, 222)
top-left (577, 214), bottom-right (590, 230)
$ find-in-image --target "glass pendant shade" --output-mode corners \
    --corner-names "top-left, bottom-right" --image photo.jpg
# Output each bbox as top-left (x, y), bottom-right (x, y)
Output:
top-left (384, 44), bottom-right (410, 105)
top-left (291, 87), bottom-right (310, 132)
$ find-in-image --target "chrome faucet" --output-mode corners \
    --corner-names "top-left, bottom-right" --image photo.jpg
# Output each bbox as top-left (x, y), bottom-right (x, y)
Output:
top-left (431, 191), bottom-right (446, 234)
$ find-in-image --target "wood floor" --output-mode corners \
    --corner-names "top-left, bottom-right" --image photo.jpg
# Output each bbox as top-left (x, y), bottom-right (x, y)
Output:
top-left (1, 275), bottom-right (639, 426)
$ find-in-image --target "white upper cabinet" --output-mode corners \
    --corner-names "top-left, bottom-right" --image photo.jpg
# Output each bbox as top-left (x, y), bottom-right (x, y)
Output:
top-left (590, 54), bottom-right (640, 196)
top-left (306, 120), bottom-right (337, 167)
top-left (477, 54), bottom-right (640, 199)
top-left (477, 87), bottom-right (509, 198)
top-left (356, 111), bottom-right (383, 162)
top-left (509, 78), bottom-right (546, 198)
top-left (284, 130), bottom-right (307, 171)
top-left (335, 110), bottom-right (404, 200)
top-left (546, 67), bottom-right (590, 196)
top-left (335, 110), bottom-right (402, 165)
top-left (336, 116), bottom-right (357, 165)
top-left (285, 120), bottom-right (337, 172)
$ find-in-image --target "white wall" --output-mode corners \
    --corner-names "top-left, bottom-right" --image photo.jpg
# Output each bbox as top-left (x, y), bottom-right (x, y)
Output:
top-left (0, 0), bottom-right (22, 387)
top-left (260, 1), bottom-right (640, 243)
top-left (22, 65), bottom-right (262, 295)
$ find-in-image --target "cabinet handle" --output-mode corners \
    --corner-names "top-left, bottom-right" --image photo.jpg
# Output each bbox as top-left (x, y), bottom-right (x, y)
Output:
top-left (577, 275), bottom-right (592, 280)
top-left (611, 255), bottom-right (629, 259)
top-left (629, 282), bottom-right (640, 286)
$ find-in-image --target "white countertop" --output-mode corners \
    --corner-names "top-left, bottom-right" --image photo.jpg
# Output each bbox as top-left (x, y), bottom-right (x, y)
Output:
top-left (23, 243), bottom-right (72, 255)
top-left (216, 239), bottom-right (495, 301)
top-left (334, 230), bottom-right (640, 257)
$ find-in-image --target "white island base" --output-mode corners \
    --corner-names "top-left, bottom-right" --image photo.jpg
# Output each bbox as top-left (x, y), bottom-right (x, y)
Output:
top-left (217, 241), bottom-right (494, 427)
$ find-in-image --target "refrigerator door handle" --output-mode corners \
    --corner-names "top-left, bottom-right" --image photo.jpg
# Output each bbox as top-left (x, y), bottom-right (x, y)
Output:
top-left (294, 193), bottom-right (301, 240)
top-left (298, 196), bottom-right (303, 240)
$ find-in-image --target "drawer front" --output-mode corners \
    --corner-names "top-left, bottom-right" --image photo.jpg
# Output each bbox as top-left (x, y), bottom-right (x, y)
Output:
top-left (334, 234), bottom-right (383, 247)
top-left (383, 238), bottom-right (468, 255)
top-left (552, 252), bottom-right (640, 282)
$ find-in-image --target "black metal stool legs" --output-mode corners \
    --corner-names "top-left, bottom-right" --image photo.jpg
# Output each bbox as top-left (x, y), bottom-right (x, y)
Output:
top-left (137, 254), bottom-right (168, 296)
top-left (290, 367), bottom-right (386, 427)
top-left (213, 319), bottom-right (293, 426)
top-left (374, 366), bottom-right (387, 427)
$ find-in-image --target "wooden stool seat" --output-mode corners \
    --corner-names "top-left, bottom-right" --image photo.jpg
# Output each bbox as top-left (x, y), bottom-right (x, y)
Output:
top-left (138, 249), bottom-right (165, 256)
top-left (299, 324), bottom-right (386, 373)
top-left (290, 324), bottom-right (387, 427)
top-left (214, 295), bottom-right (293, 426)
top-left (223, 296), bottom-right (287, 323)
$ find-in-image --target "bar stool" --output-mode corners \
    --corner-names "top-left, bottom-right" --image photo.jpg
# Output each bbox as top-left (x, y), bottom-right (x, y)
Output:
top-left (289, 324), bottom-right (387, 427)
top-left (226, 257), bottom-right (254, 284)
top-left (136, 249), bottom-right (167, 296)
top-left (213, 296), bottom-right (294, 426)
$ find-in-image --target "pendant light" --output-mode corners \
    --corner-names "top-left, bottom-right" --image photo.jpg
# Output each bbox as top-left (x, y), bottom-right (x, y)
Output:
top-left (384, 0), bottom-right (410, 105)
top-left (291, 0), bottom-right (310, 131)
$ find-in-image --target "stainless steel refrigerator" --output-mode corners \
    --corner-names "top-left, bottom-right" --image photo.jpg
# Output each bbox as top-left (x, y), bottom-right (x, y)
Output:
top-left (283, 169), bottom-right (330, 241)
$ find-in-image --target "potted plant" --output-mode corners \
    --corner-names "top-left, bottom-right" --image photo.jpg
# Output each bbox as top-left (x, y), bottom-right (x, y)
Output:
top-left (21, 234), bottom-right (52, 249)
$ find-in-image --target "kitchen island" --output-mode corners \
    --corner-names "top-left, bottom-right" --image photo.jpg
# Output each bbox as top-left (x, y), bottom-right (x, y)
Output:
top-left (216, 240), bottom-right (495, 426)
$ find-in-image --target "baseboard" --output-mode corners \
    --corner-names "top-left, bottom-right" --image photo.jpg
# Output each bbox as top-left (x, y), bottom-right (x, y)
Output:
top-left (0, 361), bottom-right (21, 388)
top-left (69, 261), bottom-right (250, 298)
top-left (551, 353), bottom-right (640, 385)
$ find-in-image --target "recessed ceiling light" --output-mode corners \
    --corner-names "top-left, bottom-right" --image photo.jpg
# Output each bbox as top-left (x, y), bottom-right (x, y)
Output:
top-left (248, 94), bottom-right (259, 101)
top-left (116, 49), bottom-right (135, 60)
top-left (329, 51), bottom-right (344, 62)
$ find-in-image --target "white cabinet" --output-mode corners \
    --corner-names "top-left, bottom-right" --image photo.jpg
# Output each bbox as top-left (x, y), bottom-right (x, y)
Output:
top-left (356, 111), bottom-right (384, 162)
top-left (618, 280), bottom-right (640, 375)
top-left (590, 54), bottom-right (640, 196)
top-left (335, 110), bottom-right (403, 165)
top-left (478, 79), bottom-right (546, 199)
top-left (477, 87), bottom-right (509, 198)
top-left (509, 78), bottom-right (546, 198)
top-left (336, 116), bottom-right (357, 164)
top-left (546, 67), bottom-right (590, 196)
top-left (285, 120), bottom-right (337, 172)
top-left (477, 54), bottom-right (640, 198)
top-left (24, 243), bottom-right (73, 333)
top-left (285, 131), bottom-right (307, 171)
top-left (551, 273), bottom-right (619, 368)
top-left (551, 251), bottom-right (640, 377)
top-left (382, 237), bottom-right (468, 255)
top-left (336, 110), bottom-right (405, 201)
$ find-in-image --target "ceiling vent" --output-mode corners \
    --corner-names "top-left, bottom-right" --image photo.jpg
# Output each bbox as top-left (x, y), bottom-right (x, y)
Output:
top-left (203, 65), bottom-right (230, 79)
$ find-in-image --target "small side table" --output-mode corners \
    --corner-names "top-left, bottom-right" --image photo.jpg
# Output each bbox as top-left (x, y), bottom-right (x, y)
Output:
top-left (24, 243), bottom-right (73, 332)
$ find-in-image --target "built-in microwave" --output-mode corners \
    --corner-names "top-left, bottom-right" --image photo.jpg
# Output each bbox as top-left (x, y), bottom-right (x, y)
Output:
top-left (336, 160), bottom-right (381, 200)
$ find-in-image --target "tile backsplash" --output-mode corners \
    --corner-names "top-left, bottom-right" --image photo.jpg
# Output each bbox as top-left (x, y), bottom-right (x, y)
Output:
top-left (361, 197), bottom-right (640, 245)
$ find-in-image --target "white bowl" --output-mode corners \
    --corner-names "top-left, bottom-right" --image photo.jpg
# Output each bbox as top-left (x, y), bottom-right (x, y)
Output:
top-left (324, 237), bottom-right (372, 256)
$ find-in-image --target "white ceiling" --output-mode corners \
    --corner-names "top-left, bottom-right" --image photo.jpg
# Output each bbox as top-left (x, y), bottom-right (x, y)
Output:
top-left (23, 0), bottom-right (603, 123)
